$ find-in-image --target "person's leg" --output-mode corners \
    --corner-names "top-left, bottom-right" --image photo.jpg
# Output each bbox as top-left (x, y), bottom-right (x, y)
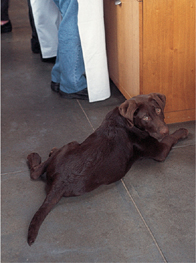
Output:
top-left (51, 0), bottom-right (87, 94)
top-left (27, 0), bottom-right (41, 54)
top-left (1, 0), bottom-right (12, 33)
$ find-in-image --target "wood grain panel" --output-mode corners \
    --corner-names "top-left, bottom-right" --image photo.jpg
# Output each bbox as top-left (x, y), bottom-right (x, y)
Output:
top-left (165, 109), bottom-right (195, 124)
top-left (104, 0), bottom-right (195, 123)
top-left (104, 0), bottom-right (141, 98)
top-left (142, 0), bottom-right (195, 114)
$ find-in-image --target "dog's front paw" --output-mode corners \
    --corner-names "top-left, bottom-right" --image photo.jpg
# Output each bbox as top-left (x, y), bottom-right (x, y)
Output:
top-left (172, 128), bottom-right (188, 140)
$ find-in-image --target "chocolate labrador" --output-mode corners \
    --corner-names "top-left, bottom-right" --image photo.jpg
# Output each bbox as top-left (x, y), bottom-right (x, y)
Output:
top-left (27, 93), bottom-right (188, 245)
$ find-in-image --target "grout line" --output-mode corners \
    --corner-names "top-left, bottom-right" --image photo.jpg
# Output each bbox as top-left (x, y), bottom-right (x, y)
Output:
top-left (1, 170), bottom-right (28, 176)
top-left (121, 179), bottom-right (168, 263)
top-left (77, 100), bottom-right (95, 131)
top-left (173, 143), bottom-right (195, 149)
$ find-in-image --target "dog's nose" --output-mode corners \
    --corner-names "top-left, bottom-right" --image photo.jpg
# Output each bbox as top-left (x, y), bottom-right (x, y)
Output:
top-left (159, 125), bottom-right (169, 136)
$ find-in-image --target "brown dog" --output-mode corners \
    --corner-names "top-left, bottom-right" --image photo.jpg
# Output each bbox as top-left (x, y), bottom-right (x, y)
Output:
top-left (27, 93), bottom-right (188, 245)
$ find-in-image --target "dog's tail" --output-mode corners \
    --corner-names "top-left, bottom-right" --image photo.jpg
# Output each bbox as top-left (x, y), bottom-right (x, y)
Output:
top-left (27, 173), bottom-right (65, 246)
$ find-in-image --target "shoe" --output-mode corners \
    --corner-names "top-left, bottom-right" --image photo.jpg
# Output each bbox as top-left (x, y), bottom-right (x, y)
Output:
top-left (1, 20), bottom-right (12, 33)
top-left (59, 88), bottom-right (88, 100)
top-left (41, 56), bottom-right (56, 63)
top-left (31, 37), bottom-right (40, 54)
top-left (51, 81), bottom-right (60, 92)
top-left (51, 81), bottom-right (88, 100)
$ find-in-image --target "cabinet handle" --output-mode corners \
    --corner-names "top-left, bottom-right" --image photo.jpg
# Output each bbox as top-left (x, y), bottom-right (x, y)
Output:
top-left (115, 0), bottom-right (122, 5)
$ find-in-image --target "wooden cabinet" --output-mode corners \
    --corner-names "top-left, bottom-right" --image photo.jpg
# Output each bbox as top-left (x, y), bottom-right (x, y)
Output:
top-left (104, 0), bottom-right (195, 123)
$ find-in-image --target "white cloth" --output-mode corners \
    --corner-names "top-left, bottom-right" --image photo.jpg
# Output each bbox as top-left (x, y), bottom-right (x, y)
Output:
top-left (30, 0), bottom-right (110, 102)
top-left (30, 0), bottom-right (61, 58)
top-left (77, 0), bottom-right (110, 102)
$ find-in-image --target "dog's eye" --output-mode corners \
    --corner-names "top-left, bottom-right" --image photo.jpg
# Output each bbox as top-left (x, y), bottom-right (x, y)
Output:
top-left (143, 116), bottom-right (150, 121)
top-left (155, 108), bottom-right (161, 114)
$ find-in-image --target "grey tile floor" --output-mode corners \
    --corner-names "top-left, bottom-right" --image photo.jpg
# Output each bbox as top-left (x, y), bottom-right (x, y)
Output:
top-left (1, 1), bottom-right (195, 262)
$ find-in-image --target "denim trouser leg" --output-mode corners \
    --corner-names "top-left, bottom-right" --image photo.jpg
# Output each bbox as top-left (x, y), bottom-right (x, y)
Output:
top-left (51, 0), bottom-right (87, 94)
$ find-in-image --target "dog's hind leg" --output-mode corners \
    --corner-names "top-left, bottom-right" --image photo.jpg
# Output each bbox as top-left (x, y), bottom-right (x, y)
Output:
top-left (27, 173), bottom-right (65, 246)
top-left (27, 153), bottom-right (50, 180)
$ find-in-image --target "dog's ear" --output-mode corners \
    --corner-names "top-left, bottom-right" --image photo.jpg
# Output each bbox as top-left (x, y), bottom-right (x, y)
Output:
top-left (149, 93), bottom-right (166, 110)
top-left (119, 99), bottom-right (138, 127)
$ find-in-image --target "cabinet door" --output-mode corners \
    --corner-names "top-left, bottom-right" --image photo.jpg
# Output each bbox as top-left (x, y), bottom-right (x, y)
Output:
top-left (142, 0), bottom-right (195, 122)
top-left (104, 0), bottom-right (141, 98)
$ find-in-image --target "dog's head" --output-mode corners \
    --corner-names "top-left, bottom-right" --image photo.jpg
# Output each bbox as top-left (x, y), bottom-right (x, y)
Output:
top-left (119, 93), bottom-right (169, 140)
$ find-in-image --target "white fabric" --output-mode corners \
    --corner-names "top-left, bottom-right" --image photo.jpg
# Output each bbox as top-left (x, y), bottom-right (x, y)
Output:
top-left (77, 0), bottom-right (110, 102)
top-left (30, 0), bottom-right (110, 102)
top-left (30, 0), bottom-right (61, 58)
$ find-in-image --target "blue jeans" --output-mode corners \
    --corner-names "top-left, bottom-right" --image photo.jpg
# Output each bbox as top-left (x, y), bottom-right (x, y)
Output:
top-left (51, 0), bottom-right (87, 93)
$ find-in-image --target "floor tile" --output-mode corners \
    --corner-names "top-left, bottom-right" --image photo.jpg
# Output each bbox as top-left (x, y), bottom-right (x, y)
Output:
top-left (2, 171), bottom-right (165, 263)
top-left (123, 144), bottom-right (195, 262)
top-left (78, 81), bottom-right (125, 130)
